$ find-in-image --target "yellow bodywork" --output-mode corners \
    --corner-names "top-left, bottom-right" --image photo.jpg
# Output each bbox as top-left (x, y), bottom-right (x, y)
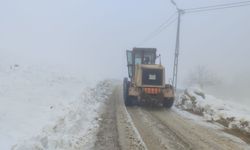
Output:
top-left (134, 64), bottom-right (165, 88)
top-left (128, 64), bottom-right (174, 99)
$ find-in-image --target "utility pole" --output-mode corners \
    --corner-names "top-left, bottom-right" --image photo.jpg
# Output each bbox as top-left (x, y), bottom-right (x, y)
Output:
top-left (171, 0), bottom-right (184, 92)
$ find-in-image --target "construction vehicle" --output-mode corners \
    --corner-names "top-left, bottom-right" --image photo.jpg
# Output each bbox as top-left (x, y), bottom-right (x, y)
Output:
top-left (123, 48), bottom-right (175, 108)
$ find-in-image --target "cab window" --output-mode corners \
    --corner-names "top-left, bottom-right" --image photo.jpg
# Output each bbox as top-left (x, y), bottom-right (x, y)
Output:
top-left (135, 53), bottom-right (142, 64)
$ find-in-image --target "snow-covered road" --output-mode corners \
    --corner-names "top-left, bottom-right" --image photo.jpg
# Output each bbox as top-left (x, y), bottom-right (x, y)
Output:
top-left (94, 86), bottom-right (250, 150)
top-left (1, 66), bottom-right (250, 150)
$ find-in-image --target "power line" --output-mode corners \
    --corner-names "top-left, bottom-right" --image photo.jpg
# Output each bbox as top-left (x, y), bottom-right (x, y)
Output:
top-left (136, 0), bottom-right (250, 91)
top-left (138, 12), bottom-right (177, 46)
top-left (138, 1), bottom-right (250, 46)
top-left (171, 0), bottom-right (250, 90)
top-left (140, 17), bottom-right (177, 45)
top-left (184, 1), bottom-right (250, 13)
top-left (185, 0), bottom-right (250, 11)
top-left (185, 4), bottom-right (250, 14)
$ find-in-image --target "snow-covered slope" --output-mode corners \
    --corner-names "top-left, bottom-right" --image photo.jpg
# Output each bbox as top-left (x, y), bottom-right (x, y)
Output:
top-left (0, 65), bottom-right (113, 150)
top-left (176, 87), bottom-right (250, 136)
top-left (12, 80), bottom-right (113, 150)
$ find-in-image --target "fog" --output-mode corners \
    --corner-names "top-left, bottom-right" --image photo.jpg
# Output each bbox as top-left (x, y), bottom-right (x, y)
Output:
top-left (0, 0), bottom-right (249, 104)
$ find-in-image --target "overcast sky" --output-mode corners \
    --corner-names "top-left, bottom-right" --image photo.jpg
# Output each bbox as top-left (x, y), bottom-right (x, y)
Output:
top-left (0, 0), bottom-right (250, 86)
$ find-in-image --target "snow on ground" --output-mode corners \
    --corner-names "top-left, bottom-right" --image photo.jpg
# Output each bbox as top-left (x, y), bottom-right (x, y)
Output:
top-left (175, 87), bottom-right (250, 135)
top-left (0, 65), bottom-right (113, 150)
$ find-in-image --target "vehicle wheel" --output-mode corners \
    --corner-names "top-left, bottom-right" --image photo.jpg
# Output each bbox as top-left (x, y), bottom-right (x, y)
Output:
top-left (127, 96), bottom-right (137, 106)
top-left (123, 78), bottom-right (133, 106)
top-left (123, 78), bottom-right (128, 101)
top-left (163, 98), bottom-right (174, 108)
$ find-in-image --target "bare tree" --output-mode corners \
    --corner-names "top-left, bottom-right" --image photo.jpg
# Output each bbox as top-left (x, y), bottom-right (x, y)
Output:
top-left (186, 66), bottom-right (220, 89)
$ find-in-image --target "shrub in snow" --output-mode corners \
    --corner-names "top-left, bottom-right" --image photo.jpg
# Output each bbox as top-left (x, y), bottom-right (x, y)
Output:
top-left (176, 88), bottom-right (206, 116)
top-left (176, 87), bottom-right (250, 136)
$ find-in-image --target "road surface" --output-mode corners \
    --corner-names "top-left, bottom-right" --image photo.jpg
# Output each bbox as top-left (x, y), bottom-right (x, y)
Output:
top-left (93, 86), bottom-right (249, 150)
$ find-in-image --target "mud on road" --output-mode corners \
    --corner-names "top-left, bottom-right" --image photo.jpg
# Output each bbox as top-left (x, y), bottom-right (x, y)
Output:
top-left (94, 86), bottom-right (250, 150)
top-left (93, 86), bottom-right (146, 150)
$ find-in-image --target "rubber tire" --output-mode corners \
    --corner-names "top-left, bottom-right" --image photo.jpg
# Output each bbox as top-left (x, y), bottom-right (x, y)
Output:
top-left (163, 98), bottom-right (174, 108)
top-left (123, 78), bottom-right (128, 101)
top-left (123, 78), bottom-right (133, 106)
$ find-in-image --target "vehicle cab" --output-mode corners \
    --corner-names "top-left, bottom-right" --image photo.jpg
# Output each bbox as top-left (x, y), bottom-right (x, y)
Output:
top-left (126, 48), bottom-right (157, 79)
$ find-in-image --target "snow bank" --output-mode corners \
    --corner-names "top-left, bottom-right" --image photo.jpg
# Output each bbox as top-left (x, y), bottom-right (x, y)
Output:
top-left (12, 80), bottom-right (113, 150)
top-left (176, 87), bottom-right (250, 135)
top-left (0, 65), bottom-right (88, 150)
top-left (0, 65), bottom-right (114, 150)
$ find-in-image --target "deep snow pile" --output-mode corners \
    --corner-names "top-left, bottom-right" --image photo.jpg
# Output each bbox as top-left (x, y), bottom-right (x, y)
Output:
top-left (0, 65), bottom-right (113, 150)
top-left (176, 87), bottom-right (250, 136)
top-left (12, 80), bottom-right (113, 150)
